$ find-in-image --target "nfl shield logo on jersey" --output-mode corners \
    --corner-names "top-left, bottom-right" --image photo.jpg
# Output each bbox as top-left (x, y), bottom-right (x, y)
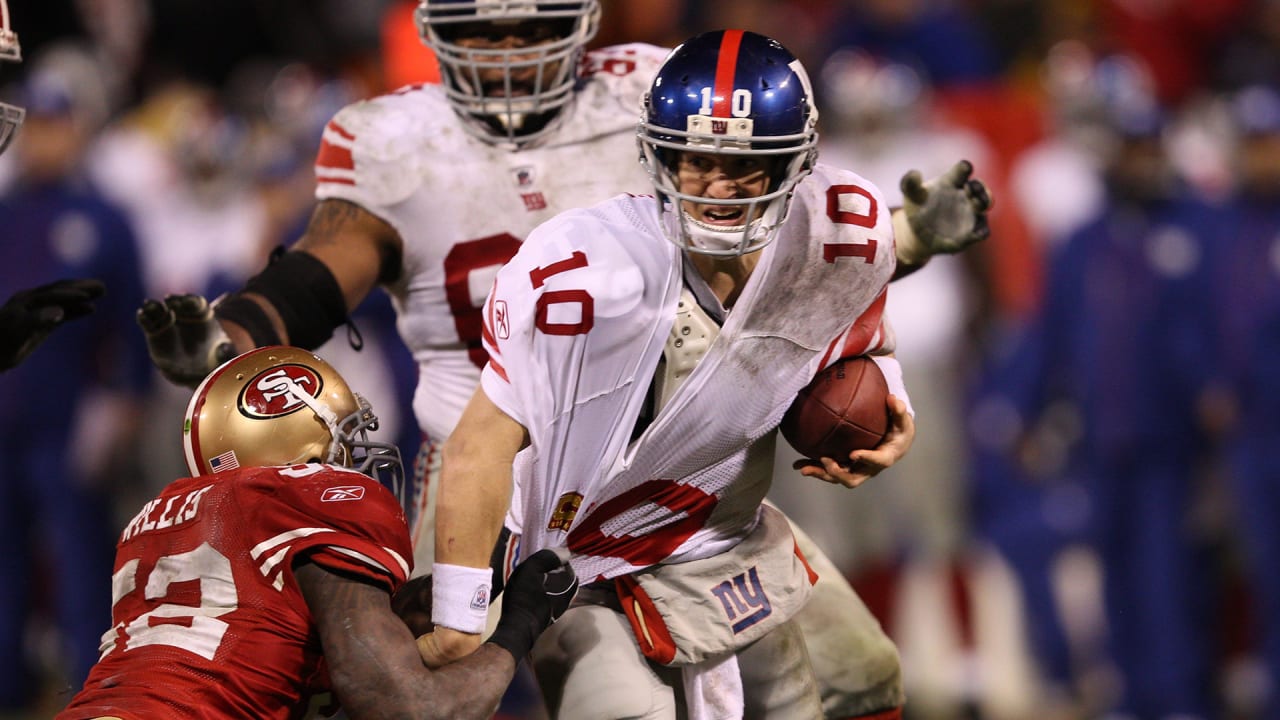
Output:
top-left (512, 166), bottom-right (536, 187)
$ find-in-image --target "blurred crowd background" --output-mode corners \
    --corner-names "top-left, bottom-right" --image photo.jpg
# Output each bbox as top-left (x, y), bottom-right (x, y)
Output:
top-left (2, 0), bottom-right (1279, 719)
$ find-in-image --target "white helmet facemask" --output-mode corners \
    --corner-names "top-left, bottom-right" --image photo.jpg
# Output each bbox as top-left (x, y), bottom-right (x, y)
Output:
top-left (639, 129), bottom-right (816, 257)
top-left (416, 0), bottom-right (600, 147)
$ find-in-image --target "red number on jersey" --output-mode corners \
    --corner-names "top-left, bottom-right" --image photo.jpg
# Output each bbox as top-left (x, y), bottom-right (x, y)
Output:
top-left (529, 251), bottom-right (594, 336)
top-left (580, 51), bottom-right (638, 77)
top-left (823, 184), bottom-right (879, 264)
top-left (443, 233), bottom-right (523, 368)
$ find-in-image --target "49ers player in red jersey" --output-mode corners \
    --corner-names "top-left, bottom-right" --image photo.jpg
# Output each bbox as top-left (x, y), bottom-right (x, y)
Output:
top-left (135, 2), bottom-right (991, 718)
top-left (57, 346), bottom-right (576, 720)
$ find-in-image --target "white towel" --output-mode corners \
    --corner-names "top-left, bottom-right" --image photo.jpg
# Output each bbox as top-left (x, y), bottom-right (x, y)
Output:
top-left (681, 652), bottom-right (745, 720)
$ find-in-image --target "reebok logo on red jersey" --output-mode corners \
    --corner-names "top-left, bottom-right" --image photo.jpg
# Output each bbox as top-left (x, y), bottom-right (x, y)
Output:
top-left (321, 486), bottom-right (365, 502)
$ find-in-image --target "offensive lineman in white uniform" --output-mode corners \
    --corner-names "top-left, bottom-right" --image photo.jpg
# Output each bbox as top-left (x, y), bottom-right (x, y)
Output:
top-left (137, 3), bottom-right (992, 718)
top-left (427, 30), bottom-right (917, 719)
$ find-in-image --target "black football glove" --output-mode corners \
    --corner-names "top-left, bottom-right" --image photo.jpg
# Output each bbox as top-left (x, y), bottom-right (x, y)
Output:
top-left (899, 159), bottom-right (994, 264)
top-left (485, 548), bottom-right (578, 660)
top-left (0, 278), bottom-right (105, 371)
top-left (137, 293), bottom-right (236, 388)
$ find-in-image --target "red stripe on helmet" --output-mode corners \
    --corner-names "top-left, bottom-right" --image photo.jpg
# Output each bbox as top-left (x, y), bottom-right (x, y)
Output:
top-left (711, 30), bottom-right (745, 118)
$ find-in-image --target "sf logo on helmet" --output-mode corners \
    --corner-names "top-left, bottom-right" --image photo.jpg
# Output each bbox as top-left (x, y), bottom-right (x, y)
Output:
top-left (239, 365), bottom-right (324, 418)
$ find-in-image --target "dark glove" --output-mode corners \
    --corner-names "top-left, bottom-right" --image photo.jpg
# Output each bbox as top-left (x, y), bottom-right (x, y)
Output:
top-left (485, 548), bottom-right (578, 660)
top-left (899, 160), bottom-right (994, 263)
top-left (0, 278), bottom-right (105, 371)
top-left (137, 293), bottom-right (236, 388)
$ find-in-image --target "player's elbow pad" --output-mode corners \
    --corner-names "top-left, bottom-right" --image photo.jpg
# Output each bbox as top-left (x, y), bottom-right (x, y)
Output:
top-left (219, 249), bottom-right (349, 349)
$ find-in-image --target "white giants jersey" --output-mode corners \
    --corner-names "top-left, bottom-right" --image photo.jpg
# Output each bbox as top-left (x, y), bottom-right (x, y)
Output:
top-left (314, 44), bottom-right (668, 442)
top-left (480, 165), bottom-right (898, 582)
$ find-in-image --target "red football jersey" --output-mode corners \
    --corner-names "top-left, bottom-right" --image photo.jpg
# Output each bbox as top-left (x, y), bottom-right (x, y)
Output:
top-left (58, 464), bottom-right (412, 719)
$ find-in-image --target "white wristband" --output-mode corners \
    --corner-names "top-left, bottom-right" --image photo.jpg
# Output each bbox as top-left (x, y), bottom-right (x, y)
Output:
top-left (431, 563), bottom-right (492, 634)
top-left (871, 355), bottom-right (915, 418)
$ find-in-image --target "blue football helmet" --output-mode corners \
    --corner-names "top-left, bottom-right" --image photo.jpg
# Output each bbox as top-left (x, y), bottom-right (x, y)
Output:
top-left (416, 0), bottom-right (600, 147)
top-left (0, 0), bottom-right (24, 155)
top-left (638, 30), bottom-right (819, 256)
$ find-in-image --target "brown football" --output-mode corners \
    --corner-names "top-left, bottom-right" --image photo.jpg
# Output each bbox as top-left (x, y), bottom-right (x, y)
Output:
top-left (779, 356), bottom-right (890, 461)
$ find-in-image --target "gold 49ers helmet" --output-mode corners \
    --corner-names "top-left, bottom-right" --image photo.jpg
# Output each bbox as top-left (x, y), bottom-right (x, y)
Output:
top-left (184, 346), bottom-right (404, 498)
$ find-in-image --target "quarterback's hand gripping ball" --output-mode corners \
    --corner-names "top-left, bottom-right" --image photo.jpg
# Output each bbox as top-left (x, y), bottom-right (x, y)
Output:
top-left (136, 294), bottom-right (236, 388)
top-left (899, 159), bottom-right (994, 261)
top-left (781, 356), bottom-right (890, 463)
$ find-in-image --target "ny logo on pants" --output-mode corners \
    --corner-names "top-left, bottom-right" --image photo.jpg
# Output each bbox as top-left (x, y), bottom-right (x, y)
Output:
top-left (711, 566), bottom-right (772, 633)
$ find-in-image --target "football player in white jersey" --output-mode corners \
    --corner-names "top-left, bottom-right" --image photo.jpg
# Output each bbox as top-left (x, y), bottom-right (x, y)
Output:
top-left (58, 345), bottom-right (577, 720)
top-left (136, 3), bottom-right (991, 718)
top-left (0, 0), bottom-right (107, 372)
top-left (425, 29), bottom-right (919, 719)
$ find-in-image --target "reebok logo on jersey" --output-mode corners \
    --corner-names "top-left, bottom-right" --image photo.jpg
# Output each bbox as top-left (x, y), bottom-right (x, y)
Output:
top-left (321, 486), bottom-right (365, 502)
top-left (494, 301), bottom-right (510, 340)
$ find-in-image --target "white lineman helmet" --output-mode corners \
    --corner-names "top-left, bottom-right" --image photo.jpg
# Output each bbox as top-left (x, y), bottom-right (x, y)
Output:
top-left (415, 0), bottom-right (600, 147)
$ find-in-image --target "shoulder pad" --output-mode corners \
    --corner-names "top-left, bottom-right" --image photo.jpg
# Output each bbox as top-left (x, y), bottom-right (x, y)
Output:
top-left (315, 87), bottom-right (463, 208)
top-left (574, 43), bottom-right (672, 117)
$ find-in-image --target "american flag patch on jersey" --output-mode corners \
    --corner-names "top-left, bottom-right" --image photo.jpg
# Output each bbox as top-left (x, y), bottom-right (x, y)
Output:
top-left (210, 450), bottom-right (240, 473)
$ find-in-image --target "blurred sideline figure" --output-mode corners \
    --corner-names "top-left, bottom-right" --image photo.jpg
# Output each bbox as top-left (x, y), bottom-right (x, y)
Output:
top-left (0, 39), bottom-right (152, 714)
top-left (1004, 53), bottom-right (1223, 719)
top-left (56, 346), bottom-right (578, 720)
top-left (1214, 82), bottom-right (1280, 720)
top-left (84, 68), bottom-right (419, 514)
top-left (0, 4), bottom-right (105, 373)
top-left (136, 2), bottom-right (991, 717)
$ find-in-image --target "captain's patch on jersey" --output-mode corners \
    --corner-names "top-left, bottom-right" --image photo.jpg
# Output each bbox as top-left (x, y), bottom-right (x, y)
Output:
top-left (321, 485), bottom-right (366, 502)
top-left (548, 492), bottom-right (583, 531)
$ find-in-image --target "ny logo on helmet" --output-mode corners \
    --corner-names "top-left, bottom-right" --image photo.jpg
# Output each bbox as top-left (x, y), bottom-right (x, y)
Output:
top-left (239, 365), bottom-right (324, 418)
